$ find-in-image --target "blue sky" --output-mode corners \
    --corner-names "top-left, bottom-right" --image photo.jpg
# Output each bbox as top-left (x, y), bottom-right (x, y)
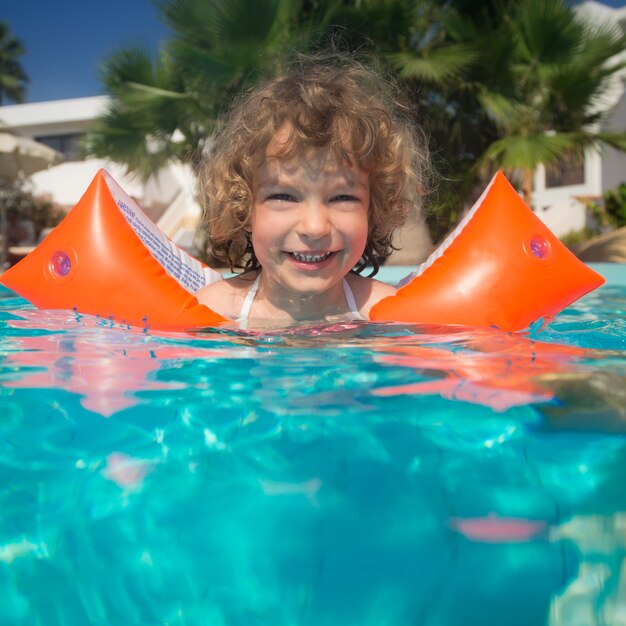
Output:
top-left (4, 0), bottom-right (171, 103)
top-left (4, 0), bottom-right (626, 103)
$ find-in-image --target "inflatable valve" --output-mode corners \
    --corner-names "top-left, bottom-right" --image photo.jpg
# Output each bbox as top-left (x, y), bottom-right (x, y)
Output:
top-left (50, 251), bottom-right (72, 278)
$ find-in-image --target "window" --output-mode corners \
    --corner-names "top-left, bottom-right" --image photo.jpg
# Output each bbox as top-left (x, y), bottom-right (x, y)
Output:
top-left (545, 159), bottom-right (585, 188)
top-left (34, 133), bottom-right (82, 161)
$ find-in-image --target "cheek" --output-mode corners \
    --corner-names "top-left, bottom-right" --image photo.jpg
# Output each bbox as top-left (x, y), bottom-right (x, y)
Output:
top-left (347, 211), bottom-right (369, 251)
top-left (250, 214), bottom-right (285, 259)
top-left (355, 226), bottom-right (369, 258)
top-left (250, 229), bottom-right (272, 260)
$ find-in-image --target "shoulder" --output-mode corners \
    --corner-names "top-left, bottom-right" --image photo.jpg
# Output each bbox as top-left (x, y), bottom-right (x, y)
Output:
top-left (347, 273), bottom-right (397, 317)
top-left (196, 273), bottom-right (257, 319)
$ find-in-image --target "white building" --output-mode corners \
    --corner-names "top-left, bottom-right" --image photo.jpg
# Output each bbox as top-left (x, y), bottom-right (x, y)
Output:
top-left (531, 1), bottom-right (626, 236)
top-left (0, 95), bottom-right (203, 254)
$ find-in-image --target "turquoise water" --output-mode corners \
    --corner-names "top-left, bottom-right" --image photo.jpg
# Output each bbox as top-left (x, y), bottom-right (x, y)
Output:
top-left (0, 264), bottom-right (625, 626)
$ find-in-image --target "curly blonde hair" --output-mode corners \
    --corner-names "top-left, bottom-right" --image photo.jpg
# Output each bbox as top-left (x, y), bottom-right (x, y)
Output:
top-left (199, 54), bottom-right (429, 274)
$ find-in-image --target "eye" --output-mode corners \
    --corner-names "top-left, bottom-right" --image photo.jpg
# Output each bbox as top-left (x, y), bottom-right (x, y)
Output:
top-left (266, 193), bottom-right (297, 202)
top-left (332, 194), bottom-right (360, 203)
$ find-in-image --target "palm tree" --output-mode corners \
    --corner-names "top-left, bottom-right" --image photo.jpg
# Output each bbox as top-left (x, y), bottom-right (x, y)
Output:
top-left (0, 21), bottom-right (28, 105)
top-left (91, 0), bottom-right (626, 241)
top-left (329, 0), bottom-right (503, 246)
top-left (87, 0), bottom-right (324, 179)
top-left (89, 0), bottom-right (503, 239)
top-left (475, 0), bottom-right (626, 205)
top-left (387, 0), bottom-right (626, 227)
top-left (286, 0), bottom-right (488, 239)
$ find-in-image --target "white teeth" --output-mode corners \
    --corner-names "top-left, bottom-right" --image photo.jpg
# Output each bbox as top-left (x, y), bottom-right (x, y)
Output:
top-left (290, 251), bottom-right (332, 263)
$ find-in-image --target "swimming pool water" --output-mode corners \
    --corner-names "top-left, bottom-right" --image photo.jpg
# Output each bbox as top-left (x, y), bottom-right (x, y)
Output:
top-left (0, 264), bottom-right (625, 626)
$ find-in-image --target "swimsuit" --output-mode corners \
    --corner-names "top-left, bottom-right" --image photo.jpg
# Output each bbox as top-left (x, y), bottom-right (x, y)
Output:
top-left (237, 274), bottom-right (364, 328)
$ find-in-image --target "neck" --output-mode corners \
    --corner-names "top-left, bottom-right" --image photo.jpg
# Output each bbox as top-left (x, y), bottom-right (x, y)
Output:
top-left (254, 273), bottom-right (348, 322)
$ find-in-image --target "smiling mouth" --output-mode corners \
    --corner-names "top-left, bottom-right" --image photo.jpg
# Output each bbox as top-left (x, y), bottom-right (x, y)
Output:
top-left (288, 251), bottom-right (334, 263)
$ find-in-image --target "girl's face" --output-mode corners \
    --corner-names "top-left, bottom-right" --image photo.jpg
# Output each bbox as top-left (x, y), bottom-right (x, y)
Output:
top-left (249, 128), bottom-right (370, 304)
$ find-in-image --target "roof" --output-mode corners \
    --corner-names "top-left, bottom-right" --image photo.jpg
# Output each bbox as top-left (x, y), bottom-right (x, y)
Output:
top-left (0, 96), bottom-right (110, 131)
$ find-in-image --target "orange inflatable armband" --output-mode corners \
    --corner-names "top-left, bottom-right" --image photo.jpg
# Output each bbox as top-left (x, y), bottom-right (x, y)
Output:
top-left (370, 171), bottom-right (605, 331)
top-left (0, 170), bottom-right (227, 331)
top-left (1, 169), bottom-right (604, 332)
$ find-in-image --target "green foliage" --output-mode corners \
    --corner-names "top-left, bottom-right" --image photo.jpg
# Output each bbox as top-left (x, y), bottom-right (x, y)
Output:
top-left (0, 21), bottom-right (28, 104)
top-left (88, 0), bottom-right (324, 180)
top-left (570, 182), bottom-right (626, 243)
top-left (559, 226), bottom-right (599, 251)
top-left (602, 183), bottom-right (626, 229)
top-left (0, 176), bottom-right (65, 238)
top-left (89, 0), bottom-right (626, 244)
top-left (472, 0), bottom-right (626, 197)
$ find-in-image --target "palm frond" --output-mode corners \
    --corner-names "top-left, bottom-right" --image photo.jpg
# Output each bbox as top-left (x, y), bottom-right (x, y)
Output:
top-left (596, 132), bottom-right (626, 152)
top-left (477, 90), bottom-right (529, 131)
top-left (510, 0), bottom-right (581, 66)
top-left (119, 81), bottom-right (190, 102)
top-left (389, 44), bottom-right (478, 83)
top-left (156, 0), bottom-right (295, 49)
top-left (577, 20), bottom-right (626, 68)
top-left (481, 132), bottom-right (581, 172)
top-left (99, 46), bottom-right (158, 93)
top-left (154, 0), bottom-right (223, 47)
top-left (87, 105), bottom-right (175, 181)
top-left (166, 40), bottom-right (238, 86)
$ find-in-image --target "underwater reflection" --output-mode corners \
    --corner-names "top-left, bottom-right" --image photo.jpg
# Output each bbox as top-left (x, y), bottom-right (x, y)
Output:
top-left (450, 513), bottom-right (548, 543)
top-left (448, 511), bottom-right (626, 624)
top-left (0, 310), bottom-right (231, 417)
top-left (549, 513), bottom-right (626, 626)
top-left (368, 325), bottom-right (624, 417)
top-left (538, 370), bottom-right (626, 433)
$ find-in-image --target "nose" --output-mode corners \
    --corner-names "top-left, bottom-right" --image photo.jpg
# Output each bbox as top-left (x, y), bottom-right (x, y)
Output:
top-left (297, 200), bottom-right (332, 240)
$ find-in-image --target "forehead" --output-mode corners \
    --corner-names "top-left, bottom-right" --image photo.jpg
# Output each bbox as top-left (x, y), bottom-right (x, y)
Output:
top-left (256, 124), bottom-right (368, 187)
top-left (256, 149), bottom-right (368, 189)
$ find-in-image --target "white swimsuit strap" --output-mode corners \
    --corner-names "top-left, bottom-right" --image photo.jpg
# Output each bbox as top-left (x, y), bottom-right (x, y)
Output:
top-left (240, 275), bottom-right (362, 327)
top-left (238, 274), bottom-right (261, 329)
top-left (343, 278), bottom-right (364, 319)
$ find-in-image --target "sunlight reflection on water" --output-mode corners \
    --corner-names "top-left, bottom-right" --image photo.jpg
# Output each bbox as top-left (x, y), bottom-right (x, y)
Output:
top-left (0, 269), bottom-right (625, 626)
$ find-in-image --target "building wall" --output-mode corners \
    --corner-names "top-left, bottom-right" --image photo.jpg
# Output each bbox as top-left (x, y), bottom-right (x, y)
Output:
top-left (527, 0), bottom-right (626, 237)
top-left (601, 88), bottom-right (626, 193)
top-left (532, 150), bottom-right (602, 237)
top-left (1, 97), bottom-right (110, 162)
top-left (1, 97), bottom-right (109, 134)
top-left (1, 96), bottom-right (203, 252)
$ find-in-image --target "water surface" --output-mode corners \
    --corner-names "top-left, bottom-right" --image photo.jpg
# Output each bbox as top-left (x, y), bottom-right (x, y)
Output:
top-left (0, 266), bottom-right (624, 626)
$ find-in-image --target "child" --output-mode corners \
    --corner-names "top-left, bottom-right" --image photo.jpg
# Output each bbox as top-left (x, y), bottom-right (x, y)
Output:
top-left (196, 54), bottom-right (429, 329)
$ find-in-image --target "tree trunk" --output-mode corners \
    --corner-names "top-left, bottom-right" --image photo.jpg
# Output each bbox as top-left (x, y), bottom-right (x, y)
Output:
top-left (521, 168), bottom-right (534, 208)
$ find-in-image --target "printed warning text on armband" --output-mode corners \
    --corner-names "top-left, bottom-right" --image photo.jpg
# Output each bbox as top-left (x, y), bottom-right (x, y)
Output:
top-left (117, 199), bottom-right (204, 292)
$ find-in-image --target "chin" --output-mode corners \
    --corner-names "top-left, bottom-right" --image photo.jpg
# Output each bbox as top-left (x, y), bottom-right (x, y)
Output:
top-left (287, 277), bottom-right (340, 296)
